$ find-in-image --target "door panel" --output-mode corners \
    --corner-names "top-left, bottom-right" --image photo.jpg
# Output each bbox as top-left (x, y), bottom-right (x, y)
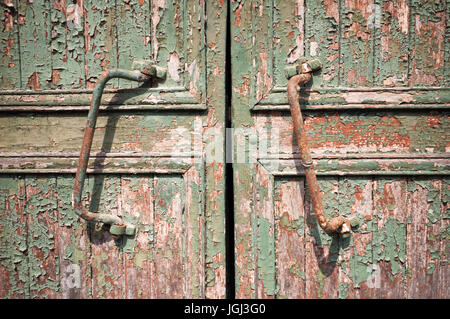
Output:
top-left (0, 0), bottom-right (226, 299)
top-left (231, 0), bottom-right (449, 299)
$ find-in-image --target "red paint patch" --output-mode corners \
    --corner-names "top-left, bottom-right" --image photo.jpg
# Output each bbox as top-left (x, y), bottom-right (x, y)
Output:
top-left (27, 72), bottom-right (40, 90)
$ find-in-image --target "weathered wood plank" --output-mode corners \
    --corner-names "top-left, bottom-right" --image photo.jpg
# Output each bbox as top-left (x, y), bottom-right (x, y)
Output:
top-left (120, 176), bottom-right (154, 299)
top-left (372, 178), bottom-right (407, 298)
top-left (272, 0), bottom-right (305, 88)
top-left (204, 0), bottom-right (227, 299)
top-left (406, 179), bottom-right (443, 298)
top-left (305, 177), bottom-right (339, 298)
top-left (253, 87), bottom-right (450, 109)
top-left (374, 0), bottom-right (410, 86)
top-left (274, 178), bottom-right (306, 298)
top-left (0, 2), bottom-right (21, 89)
top-left (254, 163), bottom-right (275, 298)
top-left (0, 176), bottom-right (28, 298)
top-left (50, 0), bottom-right (86, 89)
top-left (339, 0), bottom-right (375, 86)
top-left (89, 175), bottom-right (123, 298)
top-left (183, 0), bottom-right (205, 100)
top-left (54, 175), bottom-right (91, 298)
top-left (305, 0), bottom-right (340, 87)
top-left (18, 0), bottom-right (52, 90)
top-left (250, 0), bottom-right (274, 105)
top-left (234, 164), bottom-right (256, 298)
top-left (0, 113), bottom-right (197, 154)
top-left (117, 0), bottom-right (151, 88)
top-left (153, 175), bottom-right (185, 298)
top-left (0, 156), bottom-right (196, 174)
top-left (337, 178), bottom-right (374, 299)
top-left (184, 166), bottom-right (205, 298)
top-left (25, 176), bottom-right (59, 298)
top-left (84, 0), bottom-right (118, 89)
top-left (410, 0), bottom-right (446, 86)
top-left (153, 0), bottom-right (182, 88)
top-left (255, 112), bottom-right (450, 156)
top-left (440, 178), bottom-right (449, 297)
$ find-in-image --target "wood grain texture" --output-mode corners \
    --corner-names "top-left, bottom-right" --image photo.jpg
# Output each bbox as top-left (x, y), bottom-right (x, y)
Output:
top-left (274, 178), bottom-right (306, 298)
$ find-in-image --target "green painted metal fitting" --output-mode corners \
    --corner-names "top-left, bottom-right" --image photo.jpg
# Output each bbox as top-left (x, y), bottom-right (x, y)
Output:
top-left (109, 223), bottom-right (136, 236)
top-left (132, 60), bottom-right (167, 79)
top-left (110, 224), bottom-right (126, 236)
top-left (285, 58), bottom-right (322, 79)
top-left (307, 59), bottom-right (322, 72)
top-left (349, 215), bottom-right (362, 228)
top-left (284, 65), bottom-right (298, 79)
top-left (341, 232), bottom-right (351, 239)
top-left (125, 224), bottom-right (136, 236)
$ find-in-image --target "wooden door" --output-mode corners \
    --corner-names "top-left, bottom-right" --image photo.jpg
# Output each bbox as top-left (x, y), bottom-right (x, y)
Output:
top-left (231, 0), bottom-right (449, 298)
top-left (0, 0), bottom-right (226, 298)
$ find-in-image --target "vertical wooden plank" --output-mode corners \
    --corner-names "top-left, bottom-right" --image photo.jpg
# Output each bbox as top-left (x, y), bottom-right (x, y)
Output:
top-left (120, 176), bottom-right (154, 299)
top-left (18, 0), bottom-right (52, 90)
top-left (273, 0), bottom-right (305, 88)
top-left (251, 0), bottom-right (273, 105)
top-left (152, 0), bottom-right (185, 88)
top-left (337, 178), bottom-right (374, 299)
top-left (426, 180), bottom-right (445, 299)
top-left (372, 179), bottom-right (407, 298)
top-left (153, 175), bottom-right (185, 298)
top-left (0, 2), bottom-right (21, 88)
top-left (89, 175), bottom-right (124, 299)
top-left (339, 0), bottom-right (375, 86)
top-left (305, 177), bottom-right (339, 298)
top-left (440, 178), bottom-right (449, 298)
top-left (54, 175), bottom-right (91, 299)
top-left (184, 166), bottom-right (205, 298)
top-left (409, 0), bottom-right (446, 86)
top-left (374, 0), bottom-right (410, 86)
top-left (253, 164), bottom-right (275, 298)
top-left (445, 1), bottom-right (450, 86)
top-left (406, 179), bottom-right (442, 298)
top-left (183, 0), bottom-right (205, 99)
top-left (50, 0), bottom-right (86, 89)
top-left (232, 0), bottom-right (257, 298)
top-left (305, 0), bottom-right (340, 87)
top-left (116, 0), bottom-right (151, 88)
top-left (25, 176), bottom-right (59, 298)
top-left (274, 179), bottom-right (306, 298)
top-left (0, 176), bottom-right (28, 298)
top-left (204, 0), bottom-right (227, 299)
top-left (84, 0), bottom-right (118, 88)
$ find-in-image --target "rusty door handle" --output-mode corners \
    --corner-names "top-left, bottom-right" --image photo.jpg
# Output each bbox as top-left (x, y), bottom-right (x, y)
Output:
top-left (286, 59), bottom-right (350, 235)
top-left (72, 61), bottom-right (166, 237)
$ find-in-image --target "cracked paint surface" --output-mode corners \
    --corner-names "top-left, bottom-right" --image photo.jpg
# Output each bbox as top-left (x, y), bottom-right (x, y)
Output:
top-left (231, 0), bottom-right (449, 299)
top-left (0, 0), bottom-right (226, 299)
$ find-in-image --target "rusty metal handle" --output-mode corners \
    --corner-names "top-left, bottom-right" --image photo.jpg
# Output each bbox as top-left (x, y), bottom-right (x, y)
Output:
top-left (287, 59), bottom-right (350, 235)
top-left (73, 62), bottom-right (166, 236)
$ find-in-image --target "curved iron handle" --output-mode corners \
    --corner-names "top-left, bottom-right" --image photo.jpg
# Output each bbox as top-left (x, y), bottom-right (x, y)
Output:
top-left (287, 59), bottom-right (350, 235)
top-left (73, 63), bottom-right (166, 236)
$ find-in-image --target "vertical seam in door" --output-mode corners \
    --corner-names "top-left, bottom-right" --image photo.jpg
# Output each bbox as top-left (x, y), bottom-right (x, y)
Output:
top-left (225, 0), bottom-right (235, 299)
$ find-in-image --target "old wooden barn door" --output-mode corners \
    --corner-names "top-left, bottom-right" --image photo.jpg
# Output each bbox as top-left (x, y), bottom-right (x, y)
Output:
top-left (0, 0), bottom-right (226, 298)
top-left (231, 0), bottom-right (449, 298)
